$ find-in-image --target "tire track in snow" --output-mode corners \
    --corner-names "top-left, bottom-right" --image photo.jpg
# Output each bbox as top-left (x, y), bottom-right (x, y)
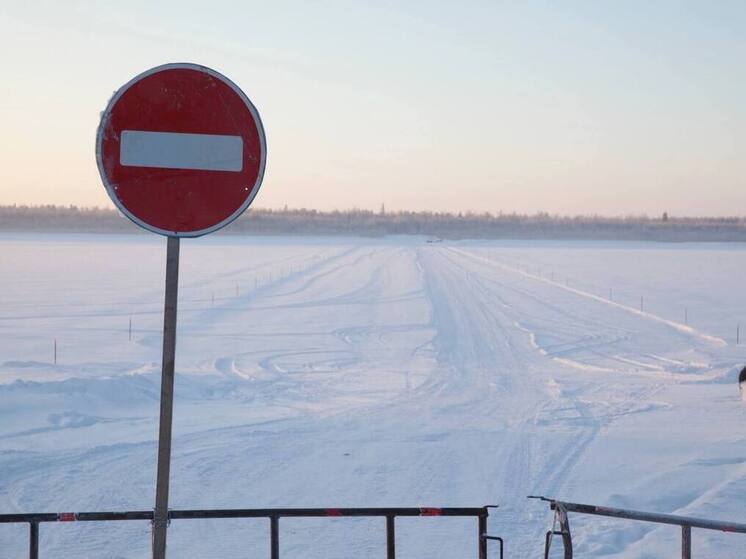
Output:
top-left (419, 246), bottom-right (694, 556)
top-left (445, 247), bottom-right (723, 379)
top-left (449, 247), bottom-right (727, 347)
top-left (416, 247), bottom-right (605, 555)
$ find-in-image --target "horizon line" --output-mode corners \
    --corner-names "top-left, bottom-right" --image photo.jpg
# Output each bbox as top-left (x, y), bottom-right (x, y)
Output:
top-left (1, 203), bottom-right (745, 221)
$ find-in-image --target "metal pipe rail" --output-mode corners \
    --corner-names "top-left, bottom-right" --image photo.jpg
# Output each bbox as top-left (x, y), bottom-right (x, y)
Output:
top-left (0, 506), bottom-right (495, 559)
top-left (531, 496), bottom-right (746, 559)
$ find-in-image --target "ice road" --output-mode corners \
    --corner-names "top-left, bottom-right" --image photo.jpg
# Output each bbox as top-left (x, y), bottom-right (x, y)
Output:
top-left (1, 234), bottom-right (745, 558)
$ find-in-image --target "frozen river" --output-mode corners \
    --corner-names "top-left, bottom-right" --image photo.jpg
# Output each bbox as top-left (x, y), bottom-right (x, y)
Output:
top-left (1, 234), bottom-right (745, 557)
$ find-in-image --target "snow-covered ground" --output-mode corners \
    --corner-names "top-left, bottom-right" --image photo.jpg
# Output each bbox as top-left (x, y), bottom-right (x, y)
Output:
top-left (1, 234), bottom-right (745, 558)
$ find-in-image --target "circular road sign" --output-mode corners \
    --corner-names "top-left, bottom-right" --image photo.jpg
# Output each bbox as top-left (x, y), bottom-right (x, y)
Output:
top-left (96, 63), bottom-right (266, 237)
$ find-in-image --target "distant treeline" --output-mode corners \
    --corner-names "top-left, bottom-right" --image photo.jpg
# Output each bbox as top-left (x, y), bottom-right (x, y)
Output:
top-left (2, 204), bottom-right (746, 241)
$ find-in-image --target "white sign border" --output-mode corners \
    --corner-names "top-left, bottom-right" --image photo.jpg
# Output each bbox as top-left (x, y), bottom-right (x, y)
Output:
top-left (95, 62), bottom-right (267, 238)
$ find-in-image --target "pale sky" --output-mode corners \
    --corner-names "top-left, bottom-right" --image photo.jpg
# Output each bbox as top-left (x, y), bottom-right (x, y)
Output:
top-left (1, 1), bottom-right (744, 216)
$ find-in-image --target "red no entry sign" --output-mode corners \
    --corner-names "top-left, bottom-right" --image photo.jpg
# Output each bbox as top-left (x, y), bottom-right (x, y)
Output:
top-left (96, 63), bottom-right (266, 237)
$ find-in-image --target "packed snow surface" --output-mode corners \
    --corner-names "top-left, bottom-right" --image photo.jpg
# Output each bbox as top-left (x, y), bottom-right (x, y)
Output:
top-left (1, 234), bottom-right (745, 558)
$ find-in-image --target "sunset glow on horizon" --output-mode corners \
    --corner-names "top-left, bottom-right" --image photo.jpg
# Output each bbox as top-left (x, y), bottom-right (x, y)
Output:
top-left (1, 1), bottom-right (744, 216)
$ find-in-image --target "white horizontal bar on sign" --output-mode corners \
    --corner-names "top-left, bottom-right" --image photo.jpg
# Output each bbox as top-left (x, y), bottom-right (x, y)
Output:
top-left (120, 130), bottom-right (243, 172)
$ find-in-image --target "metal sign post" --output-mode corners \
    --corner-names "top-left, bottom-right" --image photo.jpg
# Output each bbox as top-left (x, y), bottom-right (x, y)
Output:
top-left (96, 63), bottom-right (266, 558)
top-left (152, 236), bottom-right (180, 557)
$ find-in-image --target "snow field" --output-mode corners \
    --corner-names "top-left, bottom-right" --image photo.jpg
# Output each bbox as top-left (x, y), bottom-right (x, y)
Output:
top-left (1, 234), bottom-right (745, 557)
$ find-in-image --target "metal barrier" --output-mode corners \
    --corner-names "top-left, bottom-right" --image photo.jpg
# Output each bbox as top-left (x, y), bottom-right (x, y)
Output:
top-left (531, 496), bottom-right (746, 559)
top-left (0, 506), bottom-right (501, 559)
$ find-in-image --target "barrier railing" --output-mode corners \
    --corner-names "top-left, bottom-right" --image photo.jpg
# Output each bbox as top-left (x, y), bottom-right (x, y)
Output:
top-left (0, 506), bottom-right (501, 559)
top-left (531, 496), bottom-right (746, 559)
